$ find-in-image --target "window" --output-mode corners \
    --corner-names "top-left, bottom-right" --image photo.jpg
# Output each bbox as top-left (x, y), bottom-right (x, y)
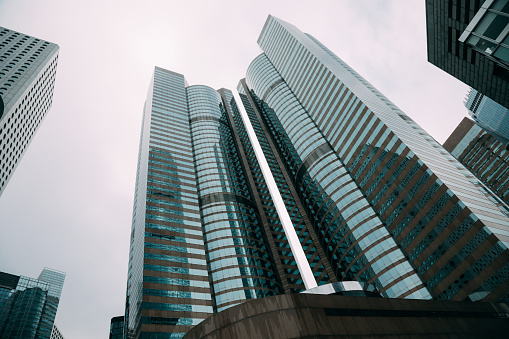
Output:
top-left (460, 0), bottom-right (509, 65)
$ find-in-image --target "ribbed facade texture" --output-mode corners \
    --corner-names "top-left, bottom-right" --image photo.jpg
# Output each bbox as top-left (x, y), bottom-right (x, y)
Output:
top-left (125, 14), bottom-right (509, 339)
top-left (465, 88), bottom-right (509, 143)
top-left (0, 26), bottom-right (59, 197)
top-left (125, 68), bottom-right (213, 339)
top-left (425, 0), bottom-right (509, 107)
top-left (240, 15), bottom-right (509, 303)
top-left (125, 68), bottom-right (292, 339)
top-left (444, 117), bottom-right (509, 204)
top-left (0, 268), bottom-right (65, 339)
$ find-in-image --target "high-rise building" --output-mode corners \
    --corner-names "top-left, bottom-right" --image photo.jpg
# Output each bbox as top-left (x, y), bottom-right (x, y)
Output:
top-left (124, 68), bottom-right (292, 338)
top-left (465, 88), bottom-right (509, 143)
top-left (0, 268), bottom-right (65, 339)
top-left (0, 26), bottom-right (59, 197)
top-left (425, 0), bottom-right (509, 108)
top-left (124, 14), bottom-right (509, 339)
top-left (444, 117), bottom-right (509, 203)
top-left (239, 14), bottom-right (509, 304)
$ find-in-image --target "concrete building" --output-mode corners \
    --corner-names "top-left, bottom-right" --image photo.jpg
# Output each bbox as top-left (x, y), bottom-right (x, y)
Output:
top-left (0, 26), bottom-right (59, 197)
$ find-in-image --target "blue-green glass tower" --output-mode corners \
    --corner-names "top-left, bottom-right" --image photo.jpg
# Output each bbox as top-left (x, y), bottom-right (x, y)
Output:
top-left (125, 15), bottom-right (509, 339)
top-left (0, 268), bottom-right (65, 339)
top-left (465, 88), bottom-right (509, 143)
top-left (125, 68), bottom-right (294, 338)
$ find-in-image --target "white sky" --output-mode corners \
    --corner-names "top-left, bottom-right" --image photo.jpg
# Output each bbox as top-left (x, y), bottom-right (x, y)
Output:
top-left (0, 1), bottom-right (468, 338)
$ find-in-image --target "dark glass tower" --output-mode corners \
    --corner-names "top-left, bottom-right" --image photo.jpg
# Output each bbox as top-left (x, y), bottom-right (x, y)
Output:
top-left (425, 0), bottom-right (509, 107)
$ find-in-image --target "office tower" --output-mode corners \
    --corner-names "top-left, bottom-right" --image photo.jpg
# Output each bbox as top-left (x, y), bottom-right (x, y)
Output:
top-left (125, 67), bottom-right (298, 338)
top-left (425, 0), bottom-right (509, 107)
top-left (465, 88), bottom-right (509, 143)
top-left (0, 26), bottom-right (59, 197)
top-left (238, 14), bottom-right (509, 303)
top-left (444, 117), bottom-right (509, 203)
top-left (0, 268), bottom-right (65, 339)
top-left (126, 14), bottom-right (509, 339)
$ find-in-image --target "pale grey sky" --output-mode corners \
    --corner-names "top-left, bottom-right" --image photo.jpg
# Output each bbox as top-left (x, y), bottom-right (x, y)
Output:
top-left (0, 1), bottom-right (468, 337)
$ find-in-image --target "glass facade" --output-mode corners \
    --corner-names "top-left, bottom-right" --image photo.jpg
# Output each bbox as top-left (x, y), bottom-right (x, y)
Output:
top-left (125, 68), bottom-right (213, 339)
top-left (460, 0), bottom-right (509, 67)
top-left (0, 268), bottom-right (65, 339)
top-left (465, 88), bottom-right (509, 143)
top-left (110, 316), bottom-right (124, 339)
top-left (126, 15), bottom-right (509, 338)
top-left (188, 86), bottom-right (281, 312)
top-left (239, 15), bottom-right (509, 302)
top-left (125, 70), bottom-right (289, 339)
top-left (445, 117), bottom-right (509, 206)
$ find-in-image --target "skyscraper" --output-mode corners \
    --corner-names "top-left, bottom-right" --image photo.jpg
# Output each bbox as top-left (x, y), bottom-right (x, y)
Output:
top-left (0, 268), bottom-right (65, 339)
top-left (425, 0), bottom-right (509, 107)
top-left (125, 14), bottom-right (509, 339)
top-left (125, 68), bottom-right (294, 338)
top-left (0, 26), bottom-right (59, 197)
top-left (465, 88), bottom-right (509, 143)
top-left (238, 14), bottom-right (509, 304)
top-left (444, 117), bottom-right (509, 204)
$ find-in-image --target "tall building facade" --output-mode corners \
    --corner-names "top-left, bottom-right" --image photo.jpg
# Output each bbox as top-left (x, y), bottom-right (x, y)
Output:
top-left (125, 68), bottom-right (296, 338)
top-left (425, 0), bottom-right (509, 107)
top-left (444, 117), bottom-right (509, 204)
top-left (0, 26), bottom-right (59, 197)
top-left (0, 268), bottom-right (65, 339)
top-left (465, 88), bottom-right (509, 143)
top-left (239, 15), bottom-right (509, 303)
top-left (125, 15), bottom-right (509, 339)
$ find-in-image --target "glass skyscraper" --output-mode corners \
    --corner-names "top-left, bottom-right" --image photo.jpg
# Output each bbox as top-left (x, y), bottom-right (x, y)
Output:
top-left (444, 117), bottom-right (509, 205)
top-left (242, 15), bottom-right (509, 303)
top-left (0, 26), bottom-right (59, 197)
top-left (465, 88), bottom-right (509, 143)
top-left (125, 68), bottom-right (290, 338)
top-left (124, 15), bottom-right (509, 339)
top-left (0, 268), bottom-right (65, 339)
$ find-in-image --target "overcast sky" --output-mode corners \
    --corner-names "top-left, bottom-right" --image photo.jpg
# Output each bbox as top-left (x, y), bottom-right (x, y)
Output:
top-left (0, 1), bottom-right (468, 337)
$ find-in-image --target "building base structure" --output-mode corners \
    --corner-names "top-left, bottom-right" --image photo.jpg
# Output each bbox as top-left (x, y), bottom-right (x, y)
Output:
top-left (184, 293), bottom-right (509, 339)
